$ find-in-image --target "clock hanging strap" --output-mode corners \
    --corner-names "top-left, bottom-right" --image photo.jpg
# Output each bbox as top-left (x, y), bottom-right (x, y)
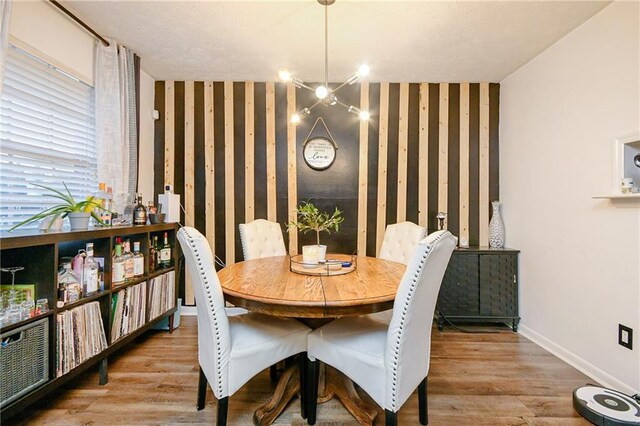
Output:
top-left (304, 117), bottom-right (338, 148)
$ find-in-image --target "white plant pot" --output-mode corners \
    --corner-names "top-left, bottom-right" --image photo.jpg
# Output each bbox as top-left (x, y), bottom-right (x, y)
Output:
top-left (302, 245), bottom-right (319, 268)
top-left (317, 245), bottom-right (327, 262)
top-left (68, 212), bottom-right (91, 231)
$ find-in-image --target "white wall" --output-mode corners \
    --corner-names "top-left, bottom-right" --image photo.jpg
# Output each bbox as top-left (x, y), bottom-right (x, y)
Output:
top-left (10, 0), bottom-right (94, 84)
top-left (500, 1), bottom-right (640, 393)
top-left (138, 70), bottom-right (155, 204)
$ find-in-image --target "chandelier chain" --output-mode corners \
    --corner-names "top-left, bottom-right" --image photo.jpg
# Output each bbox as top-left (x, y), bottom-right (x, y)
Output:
top-left (324, 1), bottom-right (328, 88)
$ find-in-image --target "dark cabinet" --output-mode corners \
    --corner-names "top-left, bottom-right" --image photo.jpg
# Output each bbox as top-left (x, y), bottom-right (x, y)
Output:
top-left (436, 248), bottom-right (520, 331)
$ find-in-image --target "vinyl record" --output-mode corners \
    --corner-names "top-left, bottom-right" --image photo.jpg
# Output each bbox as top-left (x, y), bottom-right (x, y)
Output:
top-left (573, 385), bottom-right (640, 425)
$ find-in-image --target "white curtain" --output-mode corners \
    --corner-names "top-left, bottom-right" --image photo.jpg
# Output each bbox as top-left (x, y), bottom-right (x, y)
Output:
top-left (95, 39), bottom-right (139, 213)
top-left (0, 0), bottom-right (12, 97)
top-left (118, 46), bottom-right (137, 196)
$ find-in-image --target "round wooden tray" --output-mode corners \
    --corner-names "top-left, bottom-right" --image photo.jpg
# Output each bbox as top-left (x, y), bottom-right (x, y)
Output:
top-left (290, 253), bottom-right (357, 276)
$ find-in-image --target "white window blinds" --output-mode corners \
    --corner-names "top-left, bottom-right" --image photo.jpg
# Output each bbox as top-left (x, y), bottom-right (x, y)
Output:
top-left (0, 45), bottom-right (97, 230)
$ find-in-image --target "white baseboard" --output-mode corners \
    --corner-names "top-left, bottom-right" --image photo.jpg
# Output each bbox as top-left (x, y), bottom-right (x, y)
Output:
top-left (518, 324), bottom-right (637, 395)
top-left (180, 306), bottom-right (197, 316)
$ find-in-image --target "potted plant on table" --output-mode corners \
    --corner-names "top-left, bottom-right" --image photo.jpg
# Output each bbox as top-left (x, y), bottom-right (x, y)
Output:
top-left (9, 182), bottom-right (110, 232)
top-left (287, 200), bottom-right (344, 265)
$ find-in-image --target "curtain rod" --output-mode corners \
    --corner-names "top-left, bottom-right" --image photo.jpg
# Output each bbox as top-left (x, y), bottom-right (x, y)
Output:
top-left (49, 0), bottom-right (110, 47)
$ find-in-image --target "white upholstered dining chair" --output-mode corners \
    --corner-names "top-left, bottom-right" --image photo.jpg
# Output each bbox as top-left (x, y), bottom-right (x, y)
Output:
top-left (177, 227), bottom-right (310, 426)
top-left (306, 231), bottom-right (457, 426)
top-left (378, 221), bottom-right (428, 265)
top-left (238, 218), bottom-right (288, 381)
top-left (239, 219), bottom-right (287, 260)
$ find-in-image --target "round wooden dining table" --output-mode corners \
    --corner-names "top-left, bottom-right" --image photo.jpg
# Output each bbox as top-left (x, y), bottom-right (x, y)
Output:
top-left (217, 253), bottom-right (406, 426)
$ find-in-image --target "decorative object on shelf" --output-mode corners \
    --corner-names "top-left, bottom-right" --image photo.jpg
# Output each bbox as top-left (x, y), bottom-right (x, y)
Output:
top-left (489, 201), bottom-right (505, 249)
top-left (302, 118), bottom-right (338, 171)
top-left (0, 267), bottom-right (35, 326)
top-left (67, 212), bottom-right (91, 231)
top-left (8, 182), bottom-right (111, 232)
top-left (278, 0), bottom-right (370, 124)
top-left (634, 154), bottom-right (640, 168)
top-left (287, 200), bottom-right (344, 263)
top-left (436, 212), bottom-right (447, 230)
top-left (148, 213), bottom-right (165, 224)
top-left (621, 178), bottom-right (635, 194)
top-left (38, 216), bottom-right (63, 232)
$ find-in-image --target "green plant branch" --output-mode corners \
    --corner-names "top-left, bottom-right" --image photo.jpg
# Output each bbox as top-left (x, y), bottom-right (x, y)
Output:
top-left (9, 182), bottom-right (111, 231)
top-left (286, 200), bottom-right (344, 246)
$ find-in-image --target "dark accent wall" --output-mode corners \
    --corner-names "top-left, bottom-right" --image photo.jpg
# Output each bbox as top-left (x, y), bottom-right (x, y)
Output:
top-left (154, 81), bottom-right (499, 272)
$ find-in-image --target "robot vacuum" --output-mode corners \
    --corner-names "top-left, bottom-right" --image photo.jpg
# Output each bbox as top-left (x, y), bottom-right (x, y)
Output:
top-left (573, 385), bottom-right (640, 425)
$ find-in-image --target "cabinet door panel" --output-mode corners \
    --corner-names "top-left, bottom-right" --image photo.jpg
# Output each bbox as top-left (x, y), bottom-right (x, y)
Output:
top-left (479, 254), bottom-right (517, 316)
top-left (437, 253), bottom-right (480, 316)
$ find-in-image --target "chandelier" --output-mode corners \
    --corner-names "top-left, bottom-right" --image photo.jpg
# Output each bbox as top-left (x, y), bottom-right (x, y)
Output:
top-left (277, 0), bottom-right (370, 125)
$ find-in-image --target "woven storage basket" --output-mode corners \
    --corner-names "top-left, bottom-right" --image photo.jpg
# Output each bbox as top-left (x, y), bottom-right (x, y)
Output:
top-left (0, 318), bottom-right (49, 408)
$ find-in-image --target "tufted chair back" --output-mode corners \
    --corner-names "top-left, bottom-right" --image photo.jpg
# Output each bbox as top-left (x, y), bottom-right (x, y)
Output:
top-left (378, 221), bottom-right (428, 265)
top-left (239, 219), bottom-right (287, 260)
top-left (383, 230), bottom-right (456, 411)
top-left (177, 227), bottom-right (231, 399)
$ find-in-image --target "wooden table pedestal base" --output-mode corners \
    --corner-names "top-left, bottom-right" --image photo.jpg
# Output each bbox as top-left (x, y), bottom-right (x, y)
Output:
top-left (253, 363), bottom-right (380, 426)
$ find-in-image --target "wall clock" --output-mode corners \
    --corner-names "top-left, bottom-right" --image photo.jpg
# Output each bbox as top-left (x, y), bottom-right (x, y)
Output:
top-left (303, 136), bottom-right (337, 170)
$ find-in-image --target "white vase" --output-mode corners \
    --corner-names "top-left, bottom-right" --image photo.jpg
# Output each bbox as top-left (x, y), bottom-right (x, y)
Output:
top-left (68, 212), bottom-right (91, 231)
top-left (317, 245), bottom-right (327, 262)
top-left (302, 245), bottom-right (319, 267)
top-left (489, 201), bottom-right (505, 248)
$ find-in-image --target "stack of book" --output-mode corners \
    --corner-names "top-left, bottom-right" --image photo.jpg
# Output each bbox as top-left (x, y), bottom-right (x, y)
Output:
top-left (56, 302), bottom-right (108, 377)
top-left (111, 283), bottom-right (147, 343)
top-left (148, 271), bottom-right (175, 320)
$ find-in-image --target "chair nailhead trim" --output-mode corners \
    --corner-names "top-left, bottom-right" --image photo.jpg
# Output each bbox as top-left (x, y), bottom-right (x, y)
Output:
top-left (181, 228), bottom-right (226, 394)
top-left (389, 232), bottom-right (451, 409)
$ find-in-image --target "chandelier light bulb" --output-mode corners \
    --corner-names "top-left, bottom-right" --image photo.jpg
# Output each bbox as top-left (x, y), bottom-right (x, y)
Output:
top-left (359, 110), bottom-right (370, 121)
top-left (278, 67), bottom-right (292, 82)
top-left (291, 107), bottom-right (311, 125)
top-left (358, 64), bottom-right (370, 77)
top-left (315, 85), bottom-right (329, 100)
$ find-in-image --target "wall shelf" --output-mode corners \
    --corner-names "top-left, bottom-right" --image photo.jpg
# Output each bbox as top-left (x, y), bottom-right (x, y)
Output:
top-left (592, 193), bottom-right (640, 200)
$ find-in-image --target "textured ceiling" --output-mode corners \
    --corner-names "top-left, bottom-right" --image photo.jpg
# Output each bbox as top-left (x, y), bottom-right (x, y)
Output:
top-left (62, 0), bottom-right (610, 82)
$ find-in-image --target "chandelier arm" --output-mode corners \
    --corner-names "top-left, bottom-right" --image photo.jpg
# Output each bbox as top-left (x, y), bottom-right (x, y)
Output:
top-left (334, 99), bottom-right (351, 110)
top-left (296, 81), bottom-right (316, 92)
top-left (332, 80), bottom-right (351, 94)
top-left (307, 100), bottom-right (322, 111)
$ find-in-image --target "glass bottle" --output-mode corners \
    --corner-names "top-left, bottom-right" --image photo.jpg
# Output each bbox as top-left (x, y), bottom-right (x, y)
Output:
top-left (83, 242), bottom-right (99, 295)
top-left (133, 241), bottom-right (144, 278)
top-left (107, 186), bottom-right (116, 222)
top-left (133, 194), bottom-right (147, 225)
top-left (95, 183), bottom-right (111, 226)
top-left (123, 240), bottom-right (134, 281)
top-left (58, 260), bottom-right (81, 307)
top-left (112, 243), bottom-right (125, 286)
top-left (149, 236), bottom-right (157, 273)
top-left (159, 232), bottom-right (171, 268)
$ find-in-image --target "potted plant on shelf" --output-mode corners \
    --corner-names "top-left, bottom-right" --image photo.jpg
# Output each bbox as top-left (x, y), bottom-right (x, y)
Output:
top-left (9, 182), bottom-right (110, 232)
top-left (287, 200), bottom-right (344, 266)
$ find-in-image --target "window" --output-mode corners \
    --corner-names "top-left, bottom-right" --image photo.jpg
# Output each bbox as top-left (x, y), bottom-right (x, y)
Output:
top-left (0, 45), bottom-right (97, 230)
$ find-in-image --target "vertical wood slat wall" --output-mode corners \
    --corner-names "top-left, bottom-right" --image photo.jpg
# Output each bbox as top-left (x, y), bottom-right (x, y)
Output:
top-left (154, 81), bottom-right (499, 306)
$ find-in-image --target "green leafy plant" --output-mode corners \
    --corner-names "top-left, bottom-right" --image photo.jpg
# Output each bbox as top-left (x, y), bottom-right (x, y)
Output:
top-left (287, 200), bottom-right (344, 245)
top-left (9, 182), bottom-right (109, 231)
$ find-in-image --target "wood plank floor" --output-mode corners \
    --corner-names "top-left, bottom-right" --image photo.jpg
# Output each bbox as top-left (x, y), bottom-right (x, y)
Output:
top-left (8, 317), bottom-right (591, 425)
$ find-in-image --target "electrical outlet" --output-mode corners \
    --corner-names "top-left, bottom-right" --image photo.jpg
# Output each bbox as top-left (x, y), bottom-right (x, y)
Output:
top-left (618, 324), bottom-right (633, 350)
